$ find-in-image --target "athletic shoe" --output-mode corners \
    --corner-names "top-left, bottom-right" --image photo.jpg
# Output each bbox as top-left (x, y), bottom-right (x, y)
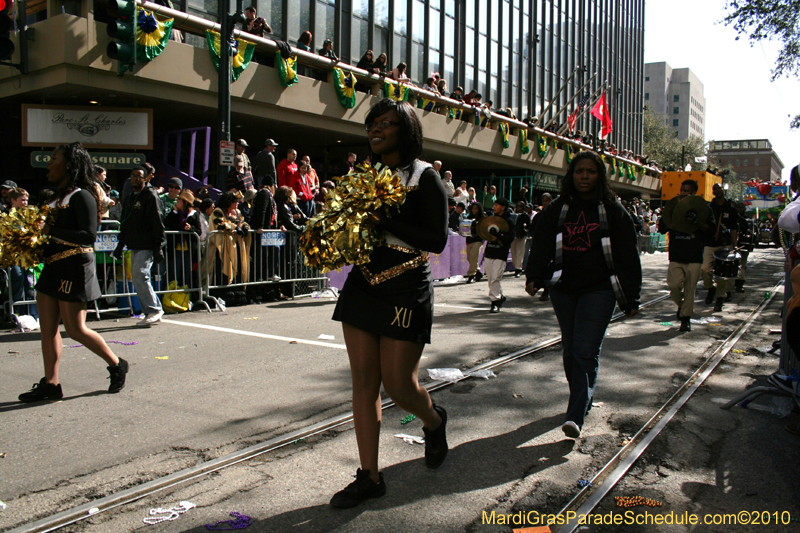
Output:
top-left (561, 420), bottom-right (581, 439)
top-left (713, 298), bottom-right (724, 312)
top-left (330, 469), bottom-right (386, 508)
top-left (465, 275), bottom-right (474, 284)
top-left (705, 287), bottom-right (716, 305)
top-left (725, 292), bottom-right (732, 302)
top-left (514, 269), bottom-right (522, 278)
top-left (423, 405), bottom-right (448, 469)
top-left (108, 358), bottom-right (129, 393)
top-left (137, 310), bottom-right (164, 326)
top-left (497, 295), bottom-right (507, 310)
top-left (19, 378), bottom-right (63, 402)
top-left (490, 302), bottom-right (500, 314)
top-left (768, 371), bottom-right (799, 395)
top-left (475, 271), bottom-right (484, 282)
top-left (680, 317), bottom-right (691, 332)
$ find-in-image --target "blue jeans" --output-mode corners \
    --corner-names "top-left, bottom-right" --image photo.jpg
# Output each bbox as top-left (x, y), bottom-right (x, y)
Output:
top-left (10, 266), bottom-right (38, 318)
top-left (549, 286), bottom-right (617, 428)
top-left (131, 250), bottom-right (162, 315)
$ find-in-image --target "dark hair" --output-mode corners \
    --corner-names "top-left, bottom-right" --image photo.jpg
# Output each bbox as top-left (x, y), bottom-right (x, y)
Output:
top-left (396, 62), bottom-right (407, 72)
top-left (38, 189), bottom-right (55, 205)
top-left (217, 191), bottom-right (238, 212)
top-left (132, 165), bottom-right (148, 175)
top-left (286, 147), bottom-right (296, 156)
top-left (94, 166), bottom-right (106, 176)
top-left (200, 198), bottom-right (214, 212)
top-left (274, 185), bottom-right (295, 204)
top-left (681, 179), bottom-right (699, 193)
top-left (791, 165), bottom-right (799, 192)
top-left (560, 151), bottom-right (616, 206)
top-left (245, 5), bottom-right (255, 12)
top-left (7, 187), bottom-right (28, 200)
top-left (469, 202), bottom-right (484, 218)
top-left (53, 142), bottom-right (102, 222)
top-left (298, 31), bottom-right (312, 46)
top-left (365, 99), bottom-right (423, 167)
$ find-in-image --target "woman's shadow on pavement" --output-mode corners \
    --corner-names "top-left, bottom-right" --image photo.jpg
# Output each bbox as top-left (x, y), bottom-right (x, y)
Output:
top-left (180, 414), bottom-right (573, 533)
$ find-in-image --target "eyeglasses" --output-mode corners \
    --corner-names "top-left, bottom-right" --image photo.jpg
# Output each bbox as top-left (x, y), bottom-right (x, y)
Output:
top-left (365, 121), bottom-right (400, 132)
top-left (168, 185), bottom-right (181, 189)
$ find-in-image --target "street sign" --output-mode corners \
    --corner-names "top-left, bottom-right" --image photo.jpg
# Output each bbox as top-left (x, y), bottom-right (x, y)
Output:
top-left (95, 233), bottom-right (119, 252)
top-left (220, 140), bottom-right (235, 166)
top-left (261, 231), bottom-right (287, 247)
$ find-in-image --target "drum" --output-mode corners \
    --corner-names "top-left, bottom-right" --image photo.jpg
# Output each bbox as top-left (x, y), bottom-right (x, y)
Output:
top-left (713, 248), bottom-right (741, 279)
top-left (459, 219), bottom-right (473, 237)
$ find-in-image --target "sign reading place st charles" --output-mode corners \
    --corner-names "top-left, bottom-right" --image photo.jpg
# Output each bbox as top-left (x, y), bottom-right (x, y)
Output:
top-left (22, 104), bottom-right (154, 150)
top-left (31, 151), bottom-right (147, 170)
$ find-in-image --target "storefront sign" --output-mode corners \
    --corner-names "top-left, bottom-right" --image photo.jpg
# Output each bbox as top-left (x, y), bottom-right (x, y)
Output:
top-left (31, 151), bottom-right (147, 169)
top-left (22, 104), bottom-right (153, 149)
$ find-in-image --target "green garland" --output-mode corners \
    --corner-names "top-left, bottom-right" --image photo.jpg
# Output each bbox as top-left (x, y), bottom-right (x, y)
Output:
top-left (520, 129), bottom-right (530, 154)
top-left (498, 122), bottom-right (510, 148)
top-left (536, 133), bottom-right (548, 157)
top-left (333, 67), bottom-right (356, 108)
top-left (276, 51), bottom-right (298, 87)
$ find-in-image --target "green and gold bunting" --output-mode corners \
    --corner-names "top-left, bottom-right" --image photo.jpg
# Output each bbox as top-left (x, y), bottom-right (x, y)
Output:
top-left (498, 122), bottom-right (510, 148)
top-left (519, 129), bottom-right (530, 155)
top-left (136, 8), bottom-right (174, 62)
top-left (333, 67), bottom-right (356, 108)
top-left (276, 51), bottom-right (298, 87)
top-left (205, 30), bottom-right (255, 82)
top-left (417, 97), bottom-right (436, 111)
top-left (475, 110), bottom-right (490, 129)
top-left (384, 81), bottom-right (410, 101)
top-left (449, 107), bottom-right (463, 119)
top-left (565, 143), bottom-right (575, 163)
top-left (536, 133), bottom-right (548, 157)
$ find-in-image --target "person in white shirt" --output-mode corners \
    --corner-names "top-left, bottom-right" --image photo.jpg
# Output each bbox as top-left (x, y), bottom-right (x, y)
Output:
top-left (453, 180), bottom-right (470, 204)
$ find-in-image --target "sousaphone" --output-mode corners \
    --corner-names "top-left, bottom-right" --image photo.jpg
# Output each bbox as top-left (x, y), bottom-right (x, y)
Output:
top-left (476, 216), bottom-right (509, 242)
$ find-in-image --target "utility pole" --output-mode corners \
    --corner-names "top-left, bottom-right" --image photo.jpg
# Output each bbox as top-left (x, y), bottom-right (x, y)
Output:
top-left (217, 0), bottom-right (245, 189)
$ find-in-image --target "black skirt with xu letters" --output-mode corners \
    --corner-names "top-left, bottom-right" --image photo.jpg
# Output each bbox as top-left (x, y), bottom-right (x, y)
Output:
top-left (333, 245), bottom-right (434, 344)
top-left (35, 241), bottom-right (102, 303)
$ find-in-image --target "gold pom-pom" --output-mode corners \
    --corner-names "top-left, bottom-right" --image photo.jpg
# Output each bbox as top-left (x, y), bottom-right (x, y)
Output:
top-left (299, 162), bottom-right (407, 272)
top-left (0, 206), bottom-right (57, 269)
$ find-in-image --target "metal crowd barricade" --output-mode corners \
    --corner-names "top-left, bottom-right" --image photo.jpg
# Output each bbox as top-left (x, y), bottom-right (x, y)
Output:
top-left (203, 229), bottom-right (326, 307)
top-left (637, 234), bottom-right (665, 254)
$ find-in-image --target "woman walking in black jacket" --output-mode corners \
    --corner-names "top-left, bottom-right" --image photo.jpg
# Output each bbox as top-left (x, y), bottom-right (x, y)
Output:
top-left (525, 151), bottom-right (641, 439)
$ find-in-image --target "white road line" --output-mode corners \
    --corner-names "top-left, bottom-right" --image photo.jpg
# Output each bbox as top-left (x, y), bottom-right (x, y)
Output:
top-left (435, 303), bottom-right (488, 311)
top-left (160, 319), bottom-right (347, 349)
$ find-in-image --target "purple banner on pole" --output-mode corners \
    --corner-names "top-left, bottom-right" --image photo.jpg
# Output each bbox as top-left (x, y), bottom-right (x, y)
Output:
top-left (328, 265), bottom-right (352, 290)
top-left (429, 244), bottom-right (451, 280)
top-left (448, 234), bottom-right (469, 276)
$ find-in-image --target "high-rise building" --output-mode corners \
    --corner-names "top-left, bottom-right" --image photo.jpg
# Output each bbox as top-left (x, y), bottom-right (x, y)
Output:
top-left (708, 139), bottom-right (784, 183)
top-left (644, 62), bottom-right (705, 141)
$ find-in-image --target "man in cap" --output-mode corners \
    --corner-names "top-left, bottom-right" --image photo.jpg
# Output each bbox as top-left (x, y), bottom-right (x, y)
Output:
top-left (115, 166), bottom-right (166, 326)
top-left (1, 180), bottom-right (18, 214)
top-left (483, 198), bottom-right (516, 313)
top-left (254, 139), bottom-right (278, 187)
top-left (108, 190), bottom-right (121, 220)
top-left (159, 177), bottom-right (183, 221)
top-left (658, 179), bottom-right (712, 331)
top-left (448, 201), bottom-right (466, 232)
top-left (734, 201), bottom-right (754, 294)
top-left (235, 139), bottom-right (251, 173)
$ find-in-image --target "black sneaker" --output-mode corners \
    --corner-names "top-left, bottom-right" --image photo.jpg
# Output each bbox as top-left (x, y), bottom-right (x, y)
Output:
top-left (330, 469), bottom-right (386, 508)
top-left (680, 317), bottom-right (691, 332)
top-left (423, 405), bottom-right (448, 469)
top-left (490, 302), bottom-right (500, 314)
top-left (498, 295), bottom-right (507, 309)
top-left (475, 271), bottom-right (484, 282)
top-left (713, 298), bottom-right (724, 312)
top-left (705, 287), bottom-right (716, 305)
top-left (539, 288), bottom-right (550, 302)
top-left (514, 269), bottom-right (522, 278)
top-left (725, 292), bottom-right (732, 302)
top-left (108, 358), bottom-right (129, 393)
top-left (466, 275), bottom-right (474, 284)
top-left (19, 378), bottom-right (63, 402)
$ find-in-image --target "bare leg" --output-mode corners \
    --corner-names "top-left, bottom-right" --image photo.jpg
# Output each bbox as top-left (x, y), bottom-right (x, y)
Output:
top-left (37, 292), bottom-right (63, 384)
top-left (59, 301), bottom-right (119, 366)
top-left (380, 337), bottom-right (442, 431)
top-left (342, 323), bottom-right (383, 482)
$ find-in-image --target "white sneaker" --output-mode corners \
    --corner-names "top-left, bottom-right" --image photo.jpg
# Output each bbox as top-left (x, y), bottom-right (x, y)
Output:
top-left (137, 310), bottom-right (164, 326)
top-left (561, 421), bottom-right (581, 439)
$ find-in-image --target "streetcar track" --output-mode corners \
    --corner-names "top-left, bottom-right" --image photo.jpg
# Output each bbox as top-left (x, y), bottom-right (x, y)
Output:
top-left (9, 251), bottom-right (783, 532)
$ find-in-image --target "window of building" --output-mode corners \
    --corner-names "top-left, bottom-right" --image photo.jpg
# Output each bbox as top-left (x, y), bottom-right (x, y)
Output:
top-left (645, 92), bottom-right (649, 100)
top-left (743, 159), bottom-right (748, 166)
top-left (673, 119), bottom-right (679, 127)
top-left (673, 107), bottom-right (679, 114)
top-left (645, 76), bottom-right (649, 81)
top-left (673, 95), bottom-right (679, 102)
top-left (755, 158), bottom-right (760, 166)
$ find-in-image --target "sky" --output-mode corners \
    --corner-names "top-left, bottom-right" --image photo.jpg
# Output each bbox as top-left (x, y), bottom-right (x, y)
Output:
top-left (644, 0), bottom-right (799, 182)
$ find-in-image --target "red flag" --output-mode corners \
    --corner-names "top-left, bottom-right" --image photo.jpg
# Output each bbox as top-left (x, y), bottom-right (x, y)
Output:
top-left (567, 109), bottom-right (578, 133)
top-left (590, 91), bottom-right (613, 138)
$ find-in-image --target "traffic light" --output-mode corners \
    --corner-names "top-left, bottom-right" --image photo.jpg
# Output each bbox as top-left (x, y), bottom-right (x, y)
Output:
top-left (0, 0), bottom-right (15, 62)
top-left (106, 0), bottom-right (137, 73)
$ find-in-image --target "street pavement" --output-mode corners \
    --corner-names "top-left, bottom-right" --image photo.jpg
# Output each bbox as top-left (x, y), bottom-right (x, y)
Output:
top-left (0, 248), bottom-right (797, 532)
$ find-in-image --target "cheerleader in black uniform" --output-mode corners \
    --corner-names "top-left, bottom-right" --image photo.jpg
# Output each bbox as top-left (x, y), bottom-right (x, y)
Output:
top-left (329, 100), bottom-right (450, 508)
top-left (18, 143), bottom-right (129, 402)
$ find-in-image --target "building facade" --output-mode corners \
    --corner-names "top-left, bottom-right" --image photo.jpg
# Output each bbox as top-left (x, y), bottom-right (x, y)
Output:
top-left (644, 62), bottom-right (705, 142)
top-left (1, 0), bottom-right (654, 196)
top-left (708, 139), bottom-right (784, 183)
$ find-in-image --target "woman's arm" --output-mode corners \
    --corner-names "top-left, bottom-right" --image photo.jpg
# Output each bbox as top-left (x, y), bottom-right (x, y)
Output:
top-left (524, 201), bottom-right (559, 287)
top-left (379, 168), bottom-right (448, 253)
top-left (48, 190), bottom-right (97, 245)
top-left (610, 204), bottom-right (642, 311)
